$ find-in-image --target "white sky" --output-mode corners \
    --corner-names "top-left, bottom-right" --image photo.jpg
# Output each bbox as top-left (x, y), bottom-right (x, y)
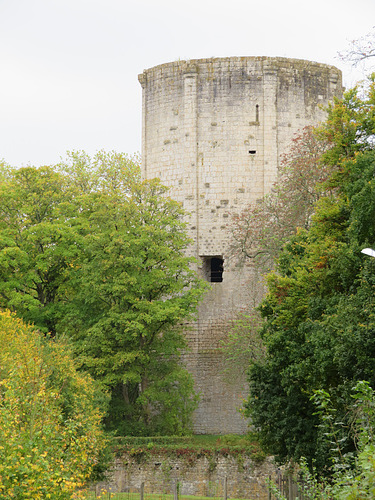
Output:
top-left (0, 0), bottom-right (374, 167)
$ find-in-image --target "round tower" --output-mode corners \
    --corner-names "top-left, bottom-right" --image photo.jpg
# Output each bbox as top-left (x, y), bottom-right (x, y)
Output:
top-left (139, 57), bottom-right (342, 434)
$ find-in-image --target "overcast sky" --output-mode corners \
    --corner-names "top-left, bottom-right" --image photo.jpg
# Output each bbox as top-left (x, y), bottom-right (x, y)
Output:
top-left (1, 0), bottom-right (374, 167)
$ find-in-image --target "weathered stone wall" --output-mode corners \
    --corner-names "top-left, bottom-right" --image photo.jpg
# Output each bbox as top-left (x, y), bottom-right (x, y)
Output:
top-left (139, 57), bottom-right (343, 434)
top-left (97, 453), bottom-right (278, 499)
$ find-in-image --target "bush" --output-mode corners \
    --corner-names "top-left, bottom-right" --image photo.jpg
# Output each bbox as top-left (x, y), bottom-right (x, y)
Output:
top-left (0, 311), bottom-right (107, 499)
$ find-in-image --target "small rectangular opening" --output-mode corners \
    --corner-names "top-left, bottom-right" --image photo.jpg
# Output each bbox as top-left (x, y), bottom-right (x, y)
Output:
top-left (202, 256), bottom-right (224, 283)
top-left (249, 150), bottom-right (256, 155)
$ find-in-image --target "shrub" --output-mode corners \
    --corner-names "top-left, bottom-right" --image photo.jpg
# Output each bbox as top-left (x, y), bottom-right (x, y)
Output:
top-left (0, 311), bottom-right (106, 499)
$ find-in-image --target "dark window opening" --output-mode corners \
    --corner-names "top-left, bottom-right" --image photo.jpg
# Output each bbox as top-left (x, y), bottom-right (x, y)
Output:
top-left (249, 150), bottom-right (256, 155)
top-left (202, 256), bottom-right (224, 283)
top-left (256, 104), bottom-right (259, 122)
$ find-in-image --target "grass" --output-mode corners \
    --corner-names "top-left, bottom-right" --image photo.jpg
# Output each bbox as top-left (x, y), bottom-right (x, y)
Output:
top-left (112, 433), bottom-right (263, 451)
top-left (112, 434), bottom-right (253, 447)
top-left (110, 433), bottom-right (266, 464)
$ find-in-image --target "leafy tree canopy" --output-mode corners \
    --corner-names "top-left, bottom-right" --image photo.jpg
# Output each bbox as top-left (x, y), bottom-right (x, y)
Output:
top-left (247, 79), bottom-right (375, 472)
top-left (63, 178), bottom-right (206, 435)
top-left (0, 151), bottom-right (207, 436)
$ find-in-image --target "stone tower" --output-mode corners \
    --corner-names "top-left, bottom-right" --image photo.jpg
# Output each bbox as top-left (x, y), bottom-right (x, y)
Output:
top-left (138, 57), bottom-right (342, 434)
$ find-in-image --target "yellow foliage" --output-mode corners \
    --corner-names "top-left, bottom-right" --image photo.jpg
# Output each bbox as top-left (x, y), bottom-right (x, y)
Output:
top-left (0, 311), bottom-right (106, 499)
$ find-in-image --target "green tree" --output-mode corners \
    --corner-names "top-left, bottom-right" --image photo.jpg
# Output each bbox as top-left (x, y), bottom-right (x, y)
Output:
top-left (0, 310), bottom-right (106, 499)
top-left (0, 166), bottom-right (79, 335)
top-left (56, 149), bottom-right (141, 194)
top-left (0, 152), bottom-right (207, 435)
top-left (64, 179), bottom-right (206, 435)
top-left (246, 80), bottom-right (375, 472)
top-left (0, 151), bottom-right (141, 335)
top-left (270, 383), bottom-right (375, 499)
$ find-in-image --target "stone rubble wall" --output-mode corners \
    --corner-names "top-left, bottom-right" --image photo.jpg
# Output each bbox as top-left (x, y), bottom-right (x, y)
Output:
top-left (97, 453), bottom-right (278, 499)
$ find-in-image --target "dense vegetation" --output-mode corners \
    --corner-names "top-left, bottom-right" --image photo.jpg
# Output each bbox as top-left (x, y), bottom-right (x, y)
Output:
top-left (231, 77), bottom-right (375, 493)
top-left (0, 311), bottom-right (106, 498)
top-left (0, 151), bottom-right (207, 440)
top-left (111, 434), bottom-right (266, 464)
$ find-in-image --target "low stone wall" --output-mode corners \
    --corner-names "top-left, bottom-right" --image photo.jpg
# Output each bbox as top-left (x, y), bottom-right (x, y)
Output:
top-left (96, 452), bottom-right (278, 499)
